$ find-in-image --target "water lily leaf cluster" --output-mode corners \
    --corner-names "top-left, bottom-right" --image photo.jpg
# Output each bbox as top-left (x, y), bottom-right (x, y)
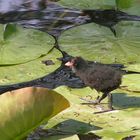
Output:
top-left (0, 0), bottom-right (139, 139)
top-left (0, 24), bottom-right (61, 85)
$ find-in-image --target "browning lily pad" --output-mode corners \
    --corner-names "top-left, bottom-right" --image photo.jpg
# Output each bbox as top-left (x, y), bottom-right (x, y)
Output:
top-left (0, 87), bottom-right (70, 140)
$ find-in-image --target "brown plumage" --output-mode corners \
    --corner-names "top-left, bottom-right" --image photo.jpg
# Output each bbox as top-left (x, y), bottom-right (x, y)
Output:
top-left (65, 56), bottom-right (122, 110)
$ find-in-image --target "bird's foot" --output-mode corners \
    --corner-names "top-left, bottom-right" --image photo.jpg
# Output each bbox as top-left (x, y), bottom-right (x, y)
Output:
top-left (94, 108), bottom-right (115, 114)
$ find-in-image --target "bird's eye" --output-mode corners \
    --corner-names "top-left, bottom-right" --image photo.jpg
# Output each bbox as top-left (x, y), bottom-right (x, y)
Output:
top-left (74, 62), bottom-right (78, 66)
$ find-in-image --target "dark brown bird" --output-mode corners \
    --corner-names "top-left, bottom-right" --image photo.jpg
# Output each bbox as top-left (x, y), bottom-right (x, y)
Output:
top-left (65, 56), bottom-right (124, 111)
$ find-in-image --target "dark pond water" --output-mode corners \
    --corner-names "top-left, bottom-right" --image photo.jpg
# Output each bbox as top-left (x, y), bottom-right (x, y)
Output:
top-left (0, 0), bottom-right (90, 37)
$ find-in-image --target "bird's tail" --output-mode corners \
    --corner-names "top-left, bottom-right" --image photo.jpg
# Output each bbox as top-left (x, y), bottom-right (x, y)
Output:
top-left (121, 70), bottom-right (140, 75)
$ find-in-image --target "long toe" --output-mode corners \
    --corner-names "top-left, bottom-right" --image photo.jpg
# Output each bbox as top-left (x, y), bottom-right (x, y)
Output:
top-left (94, 108), bottom-right (116, 114)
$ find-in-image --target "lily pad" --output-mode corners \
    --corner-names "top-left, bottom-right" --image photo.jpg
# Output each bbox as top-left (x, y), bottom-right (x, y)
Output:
top-left (59, 0), bottom-right (115, 9)
top-left (59, 23), bottom-right (140, 64)
top-left (0, 87), bottom-right (70, 140)
top-left (0, 23), bottom-right (62, 85)
top-left (116, 0), bottom-right (133, 9)
top-left (0, 24), bottom-right (54, 65)
top-left (121, 74), bottom-right (140, 92)
top-left (0, 48), bottom-right (61, 85)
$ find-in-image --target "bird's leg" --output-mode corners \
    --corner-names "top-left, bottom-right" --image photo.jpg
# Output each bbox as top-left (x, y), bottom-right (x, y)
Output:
top-left (97, 92), bottom-right (108, 103)
top-left (98, 92), bottom-right (114, 110)
top-left (96, 95), bottom-right (100, 100)
top-left (93, 93), bottom-right (115, 114)
top-left (109, 26), bottom-right (117, 37)
top-left (107, 93), bottom-right (114, 110)
top-left (80, 92), bottom-right (108, 105)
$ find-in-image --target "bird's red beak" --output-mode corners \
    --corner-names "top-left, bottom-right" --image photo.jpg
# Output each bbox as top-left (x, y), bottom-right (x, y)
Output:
top-left (65, 61), bottom-right (73, 67)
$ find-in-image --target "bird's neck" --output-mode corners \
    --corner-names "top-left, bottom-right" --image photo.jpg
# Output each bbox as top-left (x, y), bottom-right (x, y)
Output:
top-left (72, 67), bottom-right (77, 73)
top-left (72, 63), bottom-right (88, 73)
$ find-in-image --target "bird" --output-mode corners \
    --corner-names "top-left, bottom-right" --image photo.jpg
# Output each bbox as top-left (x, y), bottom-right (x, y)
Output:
top-left (65, 56), bottom-right (140, 111)
top-left (82, 9), bottom-right (140, 36)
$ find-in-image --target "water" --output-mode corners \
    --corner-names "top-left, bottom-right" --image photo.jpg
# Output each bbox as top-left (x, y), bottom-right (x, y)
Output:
top-left (0, 0), bottom-right (90, 37)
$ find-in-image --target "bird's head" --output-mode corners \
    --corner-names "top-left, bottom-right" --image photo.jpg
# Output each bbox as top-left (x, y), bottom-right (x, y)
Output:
top-left (65, 57), bottom-right (87, 72)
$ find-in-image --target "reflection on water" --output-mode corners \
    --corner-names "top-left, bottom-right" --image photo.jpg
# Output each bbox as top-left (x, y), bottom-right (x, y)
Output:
top-left (0, 0), bottom-right (139, 38)
top-left (0, 0), bottom-right (50, 12)
top-left (0, 0), bottom-right (90, 37)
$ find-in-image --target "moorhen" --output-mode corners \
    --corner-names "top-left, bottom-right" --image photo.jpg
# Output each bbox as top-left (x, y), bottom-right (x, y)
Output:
top-left (65, 56), bottom-right (134, 111)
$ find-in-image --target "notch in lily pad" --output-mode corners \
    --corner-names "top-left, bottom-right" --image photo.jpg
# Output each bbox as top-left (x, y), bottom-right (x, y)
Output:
top-left (3, 23), bottom-right (17, 40)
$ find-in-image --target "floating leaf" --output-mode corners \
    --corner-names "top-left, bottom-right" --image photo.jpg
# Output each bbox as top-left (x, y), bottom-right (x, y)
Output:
top-left (59, 22), bottom-right (140, 65)
top-left (0, 25), bottom-right (54, 65)
top-left (0, 49), bottom-right (61, 85)
top-left (59, 0), bottom-right (115, 9)
top-left (116, 0), bottom-right (133, 9)
top-left (0, 87), bottom-right (70, 140)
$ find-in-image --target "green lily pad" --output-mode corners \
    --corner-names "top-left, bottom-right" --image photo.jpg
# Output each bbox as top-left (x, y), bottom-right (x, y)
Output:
top-left (0, 48), bottom-right (61, 85)
top-left (0, 24), bottom-right (54, 65)
top-left (59, 0), bottom-right (115, 9)
top-left (124, 64), bottom-right (140, 72)
top-left (0, 87), bottom-right (70, 140)
top-left (59, 22), bottom-right (140, 64)
top-left (0, 24), bottom-right (62, 85)
top-left (122, 74), bottom-right (140, 92)
top-left (116, 0), bottom-right (133, 9)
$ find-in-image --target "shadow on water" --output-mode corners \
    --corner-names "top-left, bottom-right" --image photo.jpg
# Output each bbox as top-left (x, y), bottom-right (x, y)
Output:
top-left (113, 92), bottom-right (140, 109)
top-left (51, 119), bottom-right (102, 134)
top-left (0, 0), bottom-right (89, 37)
top-left (27, 119), bottom-right (102, 139)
